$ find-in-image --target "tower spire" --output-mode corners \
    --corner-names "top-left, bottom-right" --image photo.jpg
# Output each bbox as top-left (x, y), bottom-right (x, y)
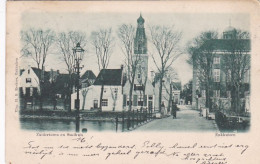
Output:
top-left (134, 14), bottom-right (147, 54)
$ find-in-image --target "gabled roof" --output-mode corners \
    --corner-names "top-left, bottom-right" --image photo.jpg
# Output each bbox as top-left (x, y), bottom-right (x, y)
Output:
top-left (94, 69), bottom-right (122, 86)
top-left (81, 70), bottom-right (96, 80)
top-left (31, 67), bottom-right (50, 81)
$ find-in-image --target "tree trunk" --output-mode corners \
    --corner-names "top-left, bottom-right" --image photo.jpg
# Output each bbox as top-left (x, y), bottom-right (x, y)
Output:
top-left (158, 76), bottom-right (163, 112)
top-left (235, 85), bottom-right (240, 115)
top-left (128, 83), bottom-right (134, 111)
top-left (67, 76), bottom-right (72, 112)
top-left (99, 84), bottom-right (104, 112)
top-left (168, 85), bottom-right (173, 113)
top-left (82, 95), bottom-right (86, 110)
top-left (39, 82), bottom-right (43, 111)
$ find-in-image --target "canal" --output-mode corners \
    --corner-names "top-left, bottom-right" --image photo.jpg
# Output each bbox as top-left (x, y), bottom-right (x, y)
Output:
top-left (20, 118), bottom-right (123, 132)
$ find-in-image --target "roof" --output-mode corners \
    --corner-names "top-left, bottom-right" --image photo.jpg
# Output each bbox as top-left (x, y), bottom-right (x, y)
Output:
top-left (31, 67), bottom-right (50, 81)
top-left (81, 70), bottom-right (96, 80)
top-left (93, 69), bottom-right (123, 86)
top-left (20, 69), bottom-right (25, 76)
top-left (54, 73), bottom-right (77, 94)
top-left (202, 39), bottom-right (250, 52)
top-left (137, 14), bottom-right (145, 23)
top-left (172, 82), bottom-right (182, 90)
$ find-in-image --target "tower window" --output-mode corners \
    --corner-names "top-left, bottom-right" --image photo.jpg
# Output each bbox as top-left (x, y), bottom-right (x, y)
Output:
top-left (213, 69), bottom-right (220, 82)
top-left (213, 90), bottom-right (220, 98)
top-left (213, 57), bottom-right (220, 64)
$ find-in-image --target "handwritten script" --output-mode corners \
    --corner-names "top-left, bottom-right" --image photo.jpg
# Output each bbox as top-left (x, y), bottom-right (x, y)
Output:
top-left (23, 135), bottom-right (249, 164)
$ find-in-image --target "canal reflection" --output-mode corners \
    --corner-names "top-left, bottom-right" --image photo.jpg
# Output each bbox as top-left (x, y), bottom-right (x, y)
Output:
top-left (20, 118), bottom-right (122, 132)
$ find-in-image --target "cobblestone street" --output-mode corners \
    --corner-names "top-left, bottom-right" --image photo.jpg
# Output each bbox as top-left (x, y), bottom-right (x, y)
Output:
top-left (134, 105), bottom-right (218, 132)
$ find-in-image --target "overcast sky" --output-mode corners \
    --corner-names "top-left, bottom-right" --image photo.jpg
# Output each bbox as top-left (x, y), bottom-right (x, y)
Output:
top-left (21, 12), bottom-right (250, 85)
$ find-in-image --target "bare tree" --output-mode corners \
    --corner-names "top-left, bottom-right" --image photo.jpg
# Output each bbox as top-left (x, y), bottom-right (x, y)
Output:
top-left (21, 29), bottom-right (55, 70)
top-left (118, 24), bottom-right (141, 111)
top-left (81, 88), bottom-right (90, 110)
top-left (21, 28), bottom-right (55, 110)
top-left (163, 68), bottom-right (179, 112)
top-left (56, 31), bottom-right (87, 111)
top-left (222, 30), bottom-right (250, 114)
top-left (149, 26), bottom-right (182, 112)
top-left (187, 31), bottom-right (218, 110)
top-left (110, 87), bottom-right (118, 111)
top-left (91, 28), bottom-right (114, 112)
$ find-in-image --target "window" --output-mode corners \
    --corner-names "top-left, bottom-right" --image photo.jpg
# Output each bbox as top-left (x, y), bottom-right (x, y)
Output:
top-left (64, 83), bottom-right (68, 87)
top-left (213, 57), bottom-right (220, 64)
top-left (127, 96), bottom-right (132, 106)
top-left (93, 100), bottom-right (98, 108)
top-left (213, 90), bottom-right (220, 98)
top-left (213, 69), bottom-right (220, 82)
top-left (148, 95), bottom-right (153, 100)
top-left (227, 91), bottom-right (231, 98)
top-left (138, 95), bottom-right (144, 106)
top-left (134, 84), bottom-right (143, 91)
top-left (28, 69), bottom-right (30, 74)
top-left (114, 88), bottom-right (118, 93)
top-left (56, 94), bottom-right (62, 99)
top-left (103, 88), bottom-right (107, 93)
top-left (201, 90), bottom-right (206, 98)
top-left (226, 70), bottom-right (231, 82)
top-left (102, 99), bottom-right (108, 106)
top-left (26, 78), bottom-right (31, 83)
top-left (137, 73), bottom-right (141, 79)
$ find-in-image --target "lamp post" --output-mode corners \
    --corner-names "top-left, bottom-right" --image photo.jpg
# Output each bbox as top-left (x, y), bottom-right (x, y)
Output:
top-left (73, 42), bottom-right (85, 132)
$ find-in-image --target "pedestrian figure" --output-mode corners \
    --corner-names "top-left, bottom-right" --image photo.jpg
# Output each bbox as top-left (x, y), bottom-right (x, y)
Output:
top-left (172, 102), bottom-right (177, 119)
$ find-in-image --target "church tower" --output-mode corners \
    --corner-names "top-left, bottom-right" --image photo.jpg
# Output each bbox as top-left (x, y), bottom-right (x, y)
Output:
top-left (134, 14), bottom-right (148, 84)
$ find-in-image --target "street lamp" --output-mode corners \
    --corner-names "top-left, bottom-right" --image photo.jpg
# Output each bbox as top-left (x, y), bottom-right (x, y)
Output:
top-left (73, 42), bottom-right (85, 132)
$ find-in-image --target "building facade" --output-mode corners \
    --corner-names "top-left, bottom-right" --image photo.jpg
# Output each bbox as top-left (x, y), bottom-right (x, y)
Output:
top-left (192, 27), bottom-right (250, 113)
top-left (122, 14), bottom-right (155, 111)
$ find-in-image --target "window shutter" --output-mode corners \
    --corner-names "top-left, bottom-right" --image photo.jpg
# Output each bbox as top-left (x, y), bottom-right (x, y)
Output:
top-left (133, 95), bottom-right (137, 106)
top-left (123, 95), bottom-right (126, 107)
top-left (143, 95), bottom-right (147, 106)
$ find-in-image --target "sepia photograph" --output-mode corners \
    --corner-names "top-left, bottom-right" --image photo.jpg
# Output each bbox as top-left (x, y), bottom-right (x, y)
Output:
top-left (18, 11), bottom-right (250, 133)
top-left (6, 1), bottom-right (260, 164)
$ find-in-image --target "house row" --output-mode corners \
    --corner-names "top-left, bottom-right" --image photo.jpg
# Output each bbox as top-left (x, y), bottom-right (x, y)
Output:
top-left (19, 65), bottom-right (96, 100)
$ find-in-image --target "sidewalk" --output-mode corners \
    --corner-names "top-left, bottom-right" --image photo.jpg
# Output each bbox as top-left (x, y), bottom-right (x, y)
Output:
top-left (133, 105), bottom-right (218, 132)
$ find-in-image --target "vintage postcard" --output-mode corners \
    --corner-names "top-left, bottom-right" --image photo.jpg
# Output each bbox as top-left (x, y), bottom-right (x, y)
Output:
top-left (5, 1), bottom-right (260, 163)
